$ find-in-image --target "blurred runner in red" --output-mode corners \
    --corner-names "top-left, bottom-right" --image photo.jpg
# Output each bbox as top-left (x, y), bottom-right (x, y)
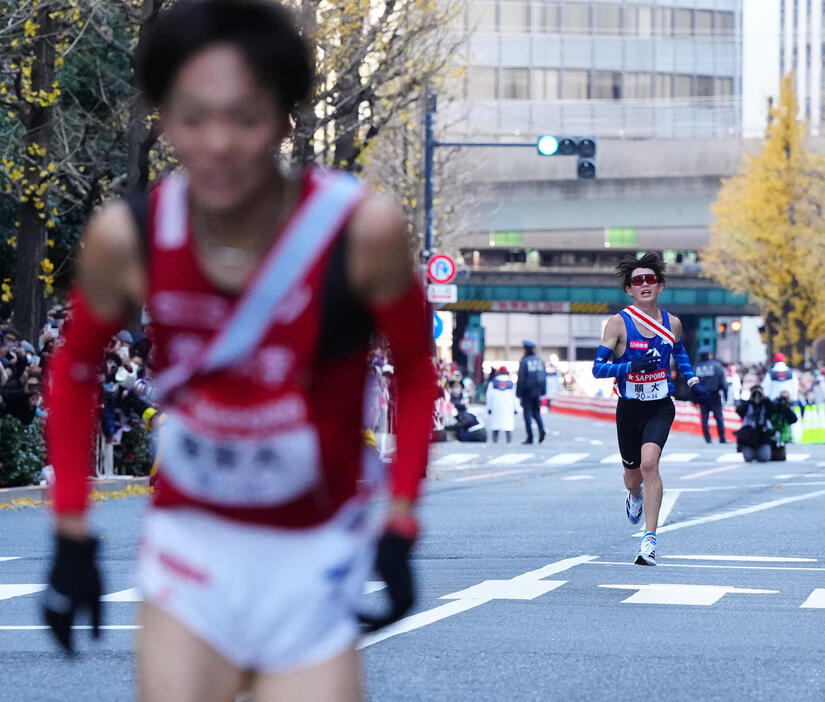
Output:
top-left (43, 2), bottom-right (433, 700)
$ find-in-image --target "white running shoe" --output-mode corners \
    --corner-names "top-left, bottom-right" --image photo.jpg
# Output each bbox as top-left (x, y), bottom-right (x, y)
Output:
top-left (634, 536), bottom-right (656, 566)
top-left (625, 490), bottom-right (643, 525)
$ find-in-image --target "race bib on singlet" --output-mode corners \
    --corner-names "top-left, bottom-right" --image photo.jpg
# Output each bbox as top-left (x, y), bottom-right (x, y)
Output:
top-left (625, 369), bottom-right (668, 401)
top-left (157, 412), bottom-right (323, 507)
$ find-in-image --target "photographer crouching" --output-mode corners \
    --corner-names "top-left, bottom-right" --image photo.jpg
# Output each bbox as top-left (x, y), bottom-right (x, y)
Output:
top-left (735, 386), bottom-right (797, 462)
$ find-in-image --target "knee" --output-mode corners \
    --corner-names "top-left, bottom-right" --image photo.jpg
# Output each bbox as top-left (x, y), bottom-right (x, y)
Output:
top-left (639, 461), bottom-right (660, 480)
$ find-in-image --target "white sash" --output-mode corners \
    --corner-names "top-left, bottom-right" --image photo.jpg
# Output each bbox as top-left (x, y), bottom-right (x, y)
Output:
top-left (623, 305), bottom-right (674, 347)
top-left (153, 170), bottom-right (366, 402)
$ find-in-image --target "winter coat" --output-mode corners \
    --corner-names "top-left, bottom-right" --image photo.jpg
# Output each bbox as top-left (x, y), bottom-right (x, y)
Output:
top-left (486, 376), bottom-right (517, 431)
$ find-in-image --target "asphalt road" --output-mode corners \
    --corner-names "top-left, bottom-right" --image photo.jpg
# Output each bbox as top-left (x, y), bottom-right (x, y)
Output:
top-left (2, 410), bottom-right (825, 701)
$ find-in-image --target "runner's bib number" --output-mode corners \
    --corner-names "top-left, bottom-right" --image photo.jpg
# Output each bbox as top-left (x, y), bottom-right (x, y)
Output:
top-left (625, 369), bottom-right (668, 401)
top-left (158, 412), bottom-right (322, 506)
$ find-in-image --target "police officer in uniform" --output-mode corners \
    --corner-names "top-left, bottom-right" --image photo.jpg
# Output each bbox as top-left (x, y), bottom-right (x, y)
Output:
top-left (694, 346), bottom-right (728, 443)
top-left (516, 340), bottom-right (547, 444)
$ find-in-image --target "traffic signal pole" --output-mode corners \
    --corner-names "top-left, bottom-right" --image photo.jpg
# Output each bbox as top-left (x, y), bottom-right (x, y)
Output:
top-left (422, 90), bottom-right (595, 263)
top-left (422, 91), bottom-right (539, 265)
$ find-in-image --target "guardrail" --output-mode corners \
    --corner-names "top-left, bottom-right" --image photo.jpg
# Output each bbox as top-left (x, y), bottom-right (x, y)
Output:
top-left (548, 393), bottom-right (742, 443)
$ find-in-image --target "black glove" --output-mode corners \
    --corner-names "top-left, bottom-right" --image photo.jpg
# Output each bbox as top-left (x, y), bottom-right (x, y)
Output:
top-left (42, 533), bottom-right (102, 654)
top-left (691, 382), bottom-right (711, 402)
top-left (358, 531), bottom-right (415, 633)
top-left (630, 356), bottom-right (659, 373)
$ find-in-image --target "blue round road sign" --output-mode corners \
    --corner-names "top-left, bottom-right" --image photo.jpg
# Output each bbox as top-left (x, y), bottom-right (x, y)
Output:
top-left (433, 312), bottom-right (443, 340)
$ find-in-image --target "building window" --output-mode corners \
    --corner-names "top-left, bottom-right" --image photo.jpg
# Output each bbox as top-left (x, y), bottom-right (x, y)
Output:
top-left (500, 1), bottom-right (530, 32)
top-left (592, 71), bottom-right (622, 99)
top-left (654, 7), bottom-right (672, 37)
top-left (715, 77), bottom-right (733, 96)
top-left (500, 68), bottom-right (530, 99)
top-left (674, 9), bottom-right (692, 38)
top-left (625, 72), bottom-right (653, 99)
top-left (469, 0), bottom-right (497, 31)
top-left (695, 10), bottom-right (712, 38)
top-left (593, 4), bottom-right (621, 35)
top-left (531, 68), bottom-right (559, 100)
top-left (561, 69), bottom-right (589, 99)
top-left (637, 7), bottom-right (653, 37)
top-left (674, 74), bottom-right (692, 98)
top-left (655, 73), bottom-right (672, 98)
top-left (467, 67), bottom-right (497, 100)
top-left (696, 75), bottom-right (714, 97)
top-left (535, 2), bottom-right (559, 32)
top-left (715, 11), bottom-right (735, 37)
top-left (561, 4), bottom-right (590, 34)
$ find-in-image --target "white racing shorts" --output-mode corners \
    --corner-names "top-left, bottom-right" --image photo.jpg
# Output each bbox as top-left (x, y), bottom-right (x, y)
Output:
top-left (136, 499), bottom-right (378, 673)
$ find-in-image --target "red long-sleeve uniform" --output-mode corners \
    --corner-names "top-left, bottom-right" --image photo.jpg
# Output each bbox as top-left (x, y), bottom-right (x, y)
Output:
top-left (47, 169), bottom-right (433, 526)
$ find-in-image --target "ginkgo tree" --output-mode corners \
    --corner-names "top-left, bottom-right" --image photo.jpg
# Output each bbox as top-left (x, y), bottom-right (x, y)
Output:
top-left (704, 74), bottom-right (825, 366)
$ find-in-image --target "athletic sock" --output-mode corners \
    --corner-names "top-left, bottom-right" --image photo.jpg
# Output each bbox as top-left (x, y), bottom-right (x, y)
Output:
top-left (630, 491), bottom-right (642, 502)
top-left (643, 531), bottom-right (656, 544)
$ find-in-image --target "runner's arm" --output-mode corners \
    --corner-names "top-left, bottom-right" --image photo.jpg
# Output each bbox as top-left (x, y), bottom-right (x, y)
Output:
top-left (46, 202), bottom-right (146, 538)
top-left (669, 315), bottom-right (698, 387)
top-left (592, 315), bottom-right (631, 378)
top-left (348, 194), bottom-right (433, 528)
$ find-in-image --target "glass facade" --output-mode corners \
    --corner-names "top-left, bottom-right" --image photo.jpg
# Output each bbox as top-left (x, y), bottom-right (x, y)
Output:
top-left (454, 1), bottom-right (743, 139)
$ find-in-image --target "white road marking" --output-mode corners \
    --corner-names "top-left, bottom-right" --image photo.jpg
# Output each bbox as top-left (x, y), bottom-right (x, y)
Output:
top-left (441, 579), bottom-right (567, 601)
top-left (101, 588), bottom-right (142, 602)
top-left (0, 557), bottom-right (20, 563)
top-left (364, 581), bottom-right (386, 594)
top-left (590, 439), bottom-right (603, 446)
top-left (599, 583), bottom-right (778, 606)
top-left (660, 453), bottom-right (698, 463)
top-left (658, 489), bottom-right (681, 525)
top-left (646, 487), bottom-right (825, 535)
top-left (359, 555), bottom-right (597, 649)
top-left (716, 453), bottom-right (744, 463)
top-left (680, 464), bottom-right (743, 481)
top-left (601, 453), bottom-right (622, 464)
top-left (453, 469), bottom-right (530, 483)
top-left (785, 453), bottom-right (811, 462)
top-left (663, 555), bottom-right (817, 563)
top-left (586, 561), bottom-right (825, 572)
top-left (431, 454), bottom-right (479, 467)
top-left (544, 453), bottom-right (588, 465)
top-left (0, 584), bottom-right (45, 600)
top-left (800, 589), bottom-right (825, 608)
top-left (562, 475), bottom-right (594, 481)
top-left (488, 453), bottom-right (533, 466)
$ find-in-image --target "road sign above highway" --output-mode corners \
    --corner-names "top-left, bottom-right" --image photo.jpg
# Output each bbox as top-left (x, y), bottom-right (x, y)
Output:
top-left (427, 254), bottom-right (457, 284)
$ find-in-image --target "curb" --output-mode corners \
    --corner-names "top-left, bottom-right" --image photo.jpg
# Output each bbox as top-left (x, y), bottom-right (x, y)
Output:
top-left (0, 476), bottom-right (151, 505)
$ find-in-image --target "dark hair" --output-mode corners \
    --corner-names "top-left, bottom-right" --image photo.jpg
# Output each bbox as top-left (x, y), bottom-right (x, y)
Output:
top-left (135, 0), bottom-right (314, 113)
top-left (615, 252), bottom-right (666, 289)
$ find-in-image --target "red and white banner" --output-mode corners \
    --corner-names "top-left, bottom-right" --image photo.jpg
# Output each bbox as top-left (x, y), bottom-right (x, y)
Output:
top-left (548, 393), bottom-right (741, 441)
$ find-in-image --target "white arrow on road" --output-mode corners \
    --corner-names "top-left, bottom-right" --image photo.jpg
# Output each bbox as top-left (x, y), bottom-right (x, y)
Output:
top-left (599, 583), bottom-right (778, 606)
top-left (799, 589), bottom-right (825, 608)
top-left (0, 585), bottom-right (46, 600)
top-left (359, 555), bottom-right (597, 649)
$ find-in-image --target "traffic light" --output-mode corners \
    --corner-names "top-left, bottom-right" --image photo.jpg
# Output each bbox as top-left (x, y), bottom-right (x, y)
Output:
top-left (717, 322), bottom-right (727, 335)
top-left (536, 135), bottom-right (597, 179)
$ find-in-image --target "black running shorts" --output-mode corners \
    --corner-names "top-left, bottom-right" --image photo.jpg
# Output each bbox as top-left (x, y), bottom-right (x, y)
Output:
top-left (615, 397), bottom-right (676, 469)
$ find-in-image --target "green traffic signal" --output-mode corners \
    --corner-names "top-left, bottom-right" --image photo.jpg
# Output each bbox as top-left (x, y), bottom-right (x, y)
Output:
top-left (536, 135), bottom-right (559, 156)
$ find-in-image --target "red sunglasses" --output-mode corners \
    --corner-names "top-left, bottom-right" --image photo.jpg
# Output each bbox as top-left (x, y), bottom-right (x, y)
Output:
top-left (631, 274), bottom-right (658, 286)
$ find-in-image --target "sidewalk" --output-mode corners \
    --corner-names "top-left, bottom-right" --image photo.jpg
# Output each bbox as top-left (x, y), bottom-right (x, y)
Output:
top-left (0, 476), bottom-right (151, 505)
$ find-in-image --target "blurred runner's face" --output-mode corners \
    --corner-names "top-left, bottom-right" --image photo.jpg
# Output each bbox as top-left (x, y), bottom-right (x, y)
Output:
top-left (161, 45), bottom-right (288, 211)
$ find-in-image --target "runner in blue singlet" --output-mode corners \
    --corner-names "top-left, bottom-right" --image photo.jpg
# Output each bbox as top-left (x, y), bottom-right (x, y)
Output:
top-left (591, 253), bottom-right (710, 565)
